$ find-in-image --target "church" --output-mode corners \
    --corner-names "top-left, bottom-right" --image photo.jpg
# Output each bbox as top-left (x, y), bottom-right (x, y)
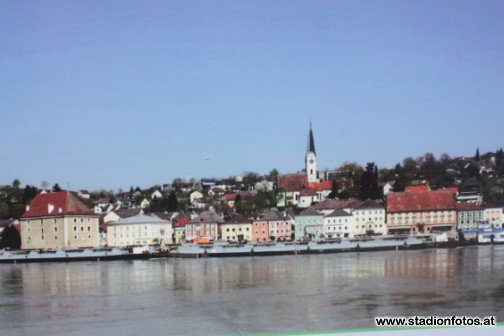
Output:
top-left (277, 123), bottom-right (333, 208)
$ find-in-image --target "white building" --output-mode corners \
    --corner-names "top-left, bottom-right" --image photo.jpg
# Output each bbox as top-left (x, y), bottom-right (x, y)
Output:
top-left (106, 213), bottom-right (173, 246)
top-left (323, 209), bottom-right (354, 239)
top-left (190, 191), bottom-right (204, 202)
top-left (352, 199), bottom-right (387, 236)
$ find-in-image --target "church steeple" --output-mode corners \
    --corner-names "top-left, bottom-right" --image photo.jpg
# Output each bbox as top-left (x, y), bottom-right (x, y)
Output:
top-left (305, 122), bottom-right (319, 183)
top-left (306, 121), bottom-right (316, 155)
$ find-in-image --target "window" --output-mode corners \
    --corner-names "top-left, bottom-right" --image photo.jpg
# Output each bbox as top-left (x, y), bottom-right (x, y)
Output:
top-left (74, 218), bottom-right (77, 223)
top-left (74, 226), bottom-right (77, 232)
top-left (54, 227), bottom-right (58, 232)
top-left (74, 235), bottom-right (77, 240)
top-left (54, 236), bottom-right (57, 240)
top-left (54, 219), bottom-right (57, 224)
top-left (88, 235), bottom-right (91, 239)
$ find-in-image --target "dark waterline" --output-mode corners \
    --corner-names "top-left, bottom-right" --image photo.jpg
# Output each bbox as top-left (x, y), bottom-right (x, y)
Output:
top-left (1, 246), bottom-right (503, 335)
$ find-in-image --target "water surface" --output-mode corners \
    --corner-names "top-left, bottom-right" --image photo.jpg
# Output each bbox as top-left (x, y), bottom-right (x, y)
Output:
top-left (1, 246), bottom-right (503, 335)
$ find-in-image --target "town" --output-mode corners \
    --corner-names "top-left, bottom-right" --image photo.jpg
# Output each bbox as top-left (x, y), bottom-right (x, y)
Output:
top-left (1, 124), bottom-right (503, 253)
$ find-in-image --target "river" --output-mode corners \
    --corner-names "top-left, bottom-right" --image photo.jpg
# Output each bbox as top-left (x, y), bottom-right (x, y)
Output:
top-left (1, 245), bottom-right (503, 335)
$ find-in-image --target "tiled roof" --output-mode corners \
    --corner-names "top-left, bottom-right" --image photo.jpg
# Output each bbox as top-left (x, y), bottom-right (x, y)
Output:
top-left (224, 194), bottom-right (235, 201)
top-left (224, 215), bottom-right (252, 225)
top-left (260, 209), bottom-right (290, 221)
top-left (107, 214), bottom-right (170, 226)
top-left (405, 185), bottom-right (430, 192)
top-left (187, 211), bottom-right (224, 224)
top-left (456, 203), bottom-right (482, 211)
top-left (325, 209), bottom-right (352, 217)
top-left (354, 199), bottom-right (384, 210)
top-left (278, 174), bottom-right (308, 192)
top-left (312, 198), bottom-right (360, 211)
top-left (115, 208), bottom-right (142, 219)
top-left (22, 192), bottom-right (95, 218)
top-left (387, 190), bottom-right (456, 212)
top-left (174, 217), bottom-right (190, 228)
top-left (298, 207), bottom-right (322, 216)
top-left (300, 189), bottom-right (317, 197)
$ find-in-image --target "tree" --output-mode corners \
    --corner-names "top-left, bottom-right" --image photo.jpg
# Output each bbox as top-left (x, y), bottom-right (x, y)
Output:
top-left (359, 163), bottom-right (381, 200)
top-left (0, 225), bottom-right (21, 249)
top-left (496, 148), bottom-right (504, 177)
top-left (167, 191), bottom-right (178, 212)
top-left (0, 202), bottom-right (8, 219)
top-left (327, 180), bottom-right (338, 199)
top-left (402, 157), bottom-right (417, 172)
top-left (242, 172), bottom-right (260, 187)
top-left (12, 179), bottom-right (21, 189)
top-left (339, 186), bottom-right (360, 199)
top-left (22, 185), bottom-right (38, 204)
top-left (268, 169), bottom-right (279, 182)
top-left (475, 148), bottom-right (480, 162)
top-left (52, 183), bottom-right (62, 192)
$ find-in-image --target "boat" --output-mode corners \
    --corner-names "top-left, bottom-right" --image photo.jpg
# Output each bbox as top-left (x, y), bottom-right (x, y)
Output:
top-left (172, 236), bottom-right (426, 258)
top-left (0, 247), bottom-right (152, 263)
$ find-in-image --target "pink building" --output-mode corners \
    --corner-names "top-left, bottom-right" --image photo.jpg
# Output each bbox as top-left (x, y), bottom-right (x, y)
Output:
top-left (253, 209), bottom-right (293, 242)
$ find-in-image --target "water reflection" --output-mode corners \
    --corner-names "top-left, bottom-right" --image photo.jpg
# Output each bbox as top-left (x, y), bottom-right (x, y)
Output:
top-left (0, 246), bottom-right (503, 336)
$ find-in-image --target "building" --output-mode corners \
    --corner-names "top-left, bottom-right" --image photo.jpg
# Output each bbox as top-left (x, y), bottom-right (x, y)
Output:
top-left (457, 185), bottom-right (483, 204)
top-left (295, 207), bottom-right (324, 240)
top-left (106, 213), bottom-right (173, 246)
top-left (352, 199), bottom-right (387, 236)
top-left (221, 215), bottom-right (252, 242)
top-left (185, 211), bottom-right (224, 242)
top-left (20, 191), bottom-right (100, 249)
top-left (172, 212), bottom-right (190, 243)
top-left (77, 190), bottom-right (90, 199)
top-left (190, 191), bottom-right (204, 202)
top-left (456, 203), bottom-right (483, 231)
top-left (255, 209), bottom-right (293, 242)
top-left (323, 209), bottom-right (354, 239)
top-left (104, 208), bottom-right (143, 223)
top-left (276, 123), bottom-right (333, 208)
top-left (140, 198), bottom-right (151, 209)
top-left (312, 198), bottom-right (361, 215)
top-left (382, 181), bottom-right (394, 196)
top-left (387, 190), bottom-right (457, 235)
top-left (483, 202), bottom-right (504, 228)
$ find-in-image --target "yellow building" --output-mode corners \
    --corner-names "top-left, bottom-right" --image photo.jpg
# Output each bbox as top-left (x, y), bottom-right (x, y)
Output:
top-left (221, 215), bottom-right (252, 242)
top-left (20, 191), bottom-right (99, 249)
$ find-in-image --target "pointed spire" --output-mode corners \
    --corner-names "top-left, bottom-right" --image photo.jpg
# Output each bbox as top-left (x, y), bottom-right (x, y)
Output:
top-left (307, 121), bottom-right (316, 154)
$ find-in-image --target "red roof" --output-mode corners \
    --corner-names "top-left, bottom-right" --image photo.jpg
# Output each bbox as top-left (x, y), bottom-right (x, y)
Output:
top-left (456, 202), bottom-right (482, 211)
top-left (22, 192), bottom-right (95, 218)
top-left (174, 217), bottom-right (190, 228)
top-left (387, 190), bottom-right (456, 213)
top-left (300, 189), bottom-right (317, 197)
top-left (278, 174), bottom-right (308, 192)
top-left (405, 185), bottom-right (430, 192)
top-left (224, 194), bottom-right (235, 201)
top-left (211, 188), bottom-right (225, 193)
top-left (316, 180), bottom-right (333, 191)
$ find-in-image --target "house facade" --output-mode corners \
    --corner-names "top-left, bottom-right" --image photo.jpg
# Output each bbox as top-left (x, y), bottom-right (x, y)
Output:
top-left (387, 190), bottom-right (457, 235)
top-left (185, 211), bottom-right (224, 242)
top-left (323, 209), bottom-right (354, 239)
top-left (352, 199), bottom-right (387, 236)
top-left (456, 203), bottom-right (483, 231)
top-left (221, 215), bottom-right (252, 242)
top-left (294, 207), bottom-right (324, 240)
top-left (20, 191), bottom-right (100, 249)
top-left (106, 214), bottom-right (173, 246)
top-left (257, 209), bottom-right (293, 242)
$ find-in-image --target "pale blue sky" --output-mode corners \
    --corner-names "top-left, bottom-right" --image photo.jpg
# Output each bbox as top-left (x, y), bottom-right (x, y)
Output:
top-left (1, 1), bottom-right (503, 190)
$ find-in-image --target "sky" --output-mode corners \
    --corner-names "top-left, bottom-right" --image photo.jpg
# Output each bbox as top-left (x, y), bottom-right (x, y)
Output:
top-left (1, 0), bottom-right (503, 190)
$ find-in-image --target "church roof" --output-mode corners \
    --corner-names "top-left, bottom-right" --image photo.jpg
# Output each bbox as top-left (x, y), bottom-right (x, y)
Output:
top-left (306, 122), bottom-right (316, 154)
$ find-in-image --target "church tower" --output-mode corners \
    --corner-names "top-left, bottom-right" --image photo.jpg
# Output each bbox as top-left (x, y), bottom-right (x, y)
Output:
top-left (306, 122), bottom-right (319, 183)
